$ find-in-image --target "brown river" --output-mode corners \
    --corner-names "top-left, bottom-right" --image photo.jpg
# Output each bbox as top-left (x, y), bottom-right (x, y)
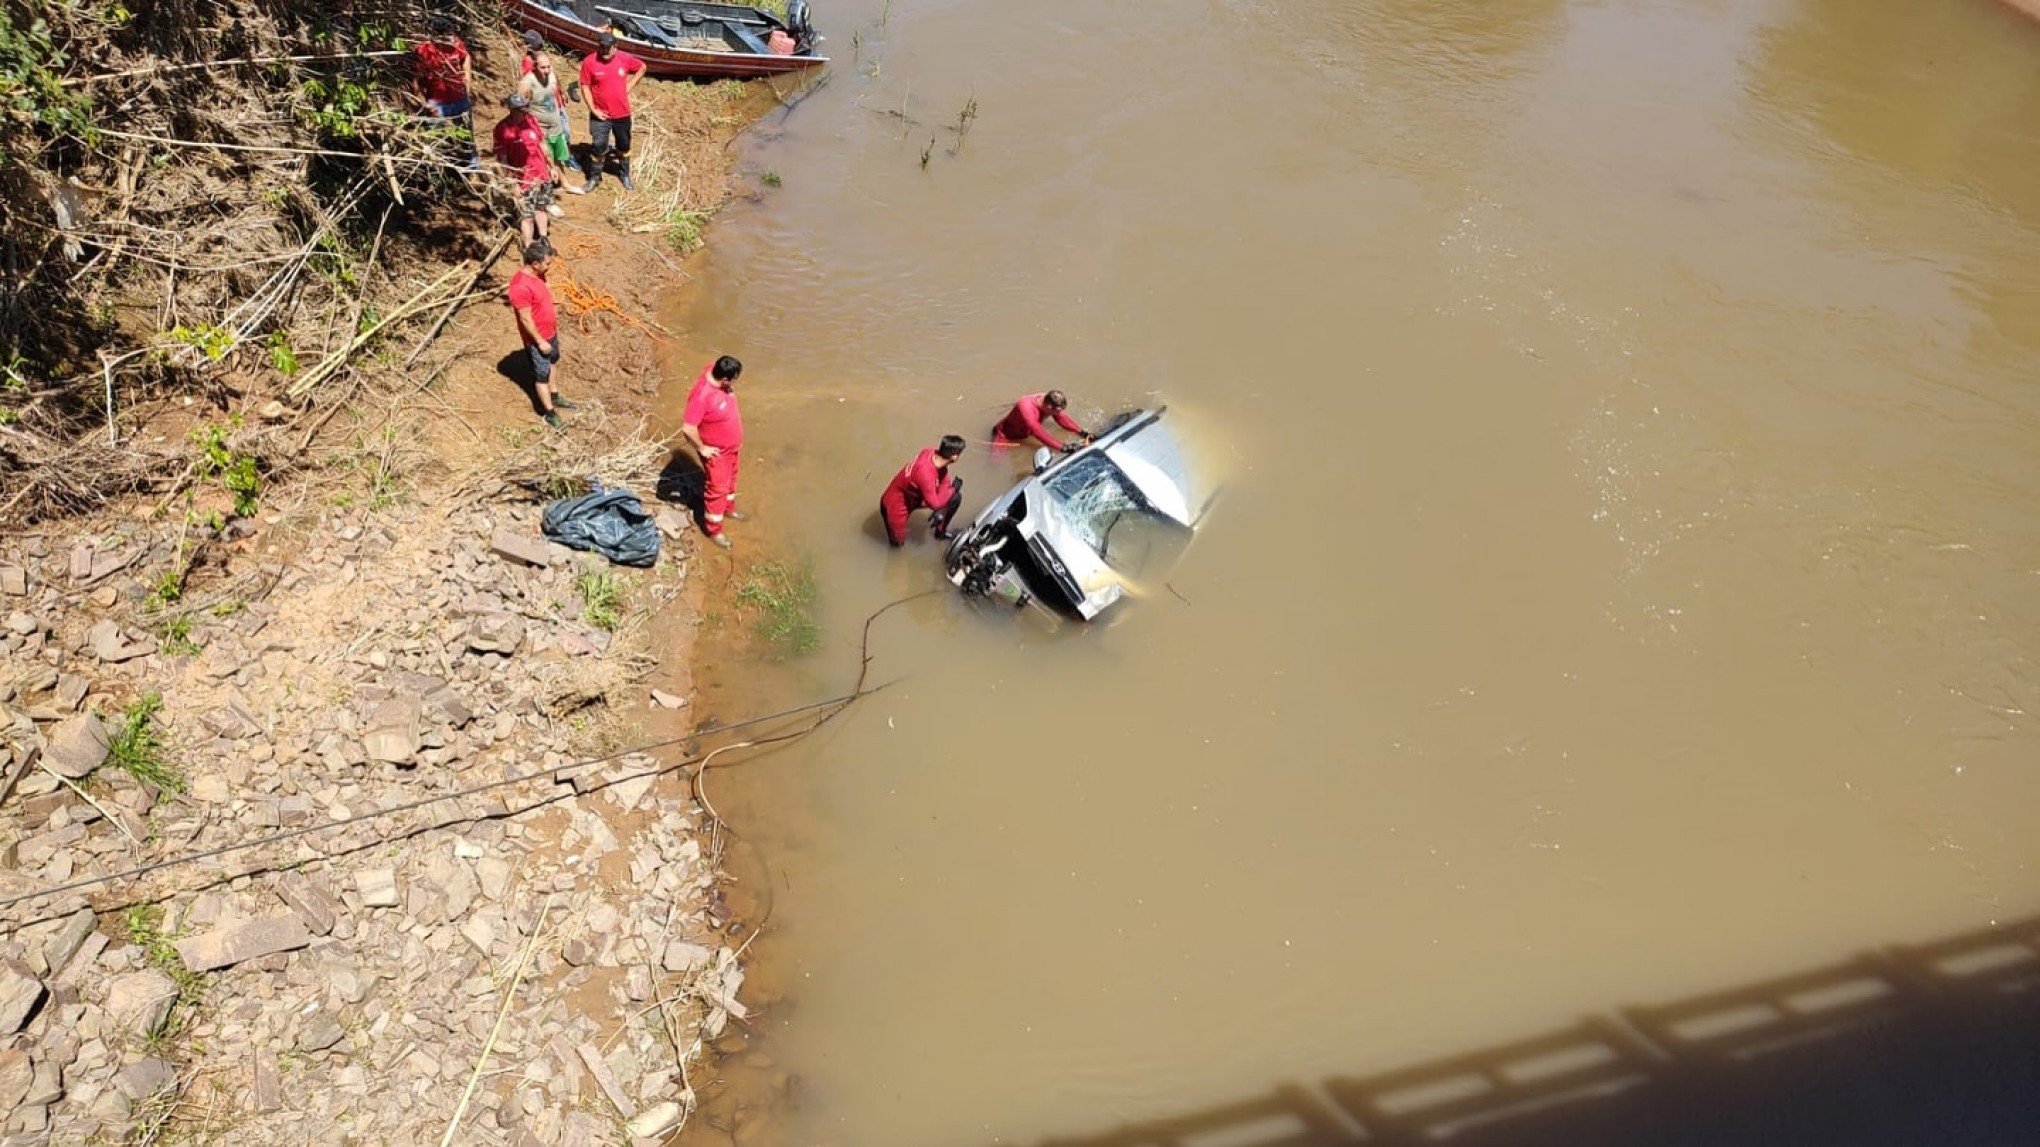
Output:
top-left (658, 0), bottom-right (2040, 1143)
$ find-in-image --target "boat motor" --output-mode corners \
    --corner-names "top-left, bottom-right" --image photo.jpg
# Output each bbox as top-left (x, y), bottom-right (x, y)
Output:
top-left (787, 0), bottom-right (818, 50)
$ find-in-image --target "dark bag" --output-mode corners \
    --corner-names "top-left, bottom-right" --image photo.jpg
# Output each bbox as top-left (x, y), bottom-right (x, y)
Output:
top-left (541, 485), bottom-right (661, 568)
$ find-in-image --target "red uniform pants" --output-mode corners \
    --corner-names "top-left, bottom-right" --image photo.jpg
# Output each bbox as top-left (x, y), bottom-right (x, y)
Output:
top-left (880, 477), bottom-right (963, 547)
top-left (703, 448), bottom-right (740, 535)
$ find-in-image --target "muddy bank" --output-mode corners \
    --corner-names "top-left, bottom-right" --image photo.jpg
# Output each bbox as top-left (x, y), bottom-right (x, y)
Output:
top-left (0, 23), bottom-right (802, 1143)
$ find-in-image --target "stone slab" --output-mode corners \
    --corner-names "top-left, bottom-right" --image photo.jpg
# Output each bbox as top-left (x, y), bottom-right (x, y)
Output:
top-left (172, 915), bottom-right (311, 972)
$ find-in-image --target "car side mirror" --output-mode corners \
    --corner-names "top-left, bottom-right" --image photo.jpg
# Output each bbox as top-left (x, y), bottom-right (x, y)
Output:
top-left (1032, 447), bottom-right (1054, 474)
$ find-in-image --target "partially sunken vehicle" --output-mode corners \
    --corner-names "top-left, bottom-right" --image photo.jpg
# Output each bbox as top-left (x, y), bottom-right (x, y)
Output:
top-left (944, 408), bottom-right (1210, 620)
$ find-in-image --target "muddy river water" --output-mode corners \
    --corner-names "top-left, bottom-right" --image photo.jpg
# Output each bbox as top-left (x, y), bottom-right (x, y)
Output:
top-left (659, 0), bottom-right (2040, 1143)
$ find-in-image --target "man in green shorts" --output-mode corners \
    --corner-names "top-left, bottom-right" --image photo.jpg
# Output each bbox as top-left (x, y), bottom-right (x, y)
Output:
top-left (518, 36), bottom-right (585, 197)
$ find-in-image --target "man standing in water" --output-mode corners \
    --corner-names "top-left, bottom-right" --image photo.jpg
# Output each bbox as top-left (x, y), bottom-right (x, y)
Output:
top-left (579, 31), bottom-right (646, 192)
top-left (993, 390), bottom-right (1093, 452)
top-left (880, 435), bottom-right (967, 547)
top-left (682, 356), bottom-right (745, 548)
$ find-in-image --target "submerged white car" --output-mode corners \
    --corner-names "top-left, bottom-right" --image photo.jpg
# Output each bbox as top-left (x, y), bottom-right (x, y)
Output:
top-left (944, 408), bottom-right (1211, 620)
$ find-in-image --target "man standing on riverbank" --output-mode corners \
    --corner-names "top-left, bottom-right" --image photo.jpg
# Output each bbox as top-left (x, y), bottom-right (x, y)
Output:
top-left (411, 16), bottom-right (477, 169)
top-left (993, 390), bottom-right (1092, 452)
top-left (491, 96), bottom-right (553, 248)
top-left (579, 31), bottom-right (646, 192)
top-left (507, 244), bottom-right (573, 429)
top-left (881, 436), bottom-right (967, 547)
top-left (682, 356), bottom-right (745, 548)
top-left (518, 46), bottom-right (584, 196)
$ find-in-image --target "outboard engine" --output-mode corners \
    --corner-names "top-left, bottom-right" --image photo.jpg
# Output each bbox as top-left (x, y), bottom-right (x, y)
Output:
top-left (786, 0), bottom-right (819, 51)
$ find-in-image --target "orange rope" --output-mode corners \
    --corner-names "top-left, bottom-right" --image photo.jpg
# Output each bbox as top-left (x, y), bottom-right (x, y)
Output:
top-left (548, 258), bottom-right (668, 342)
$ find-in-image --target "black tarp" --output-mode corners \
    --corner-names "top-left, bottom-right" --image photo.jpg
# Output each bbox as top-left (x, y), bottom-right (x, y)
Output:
top-left (541, 485), bottom-right (661, 568)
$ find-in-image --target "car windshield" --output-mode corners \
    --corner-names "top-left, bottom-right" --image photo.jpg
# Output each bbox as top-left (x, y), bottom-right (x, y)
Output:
top-left (1041, 453), bottom-right (1153, 559)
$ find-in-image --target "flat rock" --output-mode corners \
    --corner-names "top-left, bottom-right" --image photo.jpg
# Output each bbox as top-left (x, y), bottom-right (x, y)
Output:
top-left (0, 1049), bottom-right (29, 1112)
top-left (577, 1041), bottom-right (636, 1120)
top-left (0, 565), bottom-right (26, 596)
top-left (85, 619), bottom-right (155, 663)
top-left (4, 611), bottom-right (36, 636)
top-left (0, 962), bottom-right (46, 1034)
top-left (362, 696), bottom-right (422, 765)
top-left (661, 942), bottom-right (713, 974)
top-left (649, 690), bottom-right (686, 710)
top-left (355, 867), bottom-right (400, 908)
top-left (53, 674), bottom-right (89, 712)
top-left (466, 614), bottom-right (525, 656)
top-left (173, 914), bottom-right (311, 972)
top-left (42, 907), bottom-right (98, 975)
top-left (104, 969), bottom-right (179, 1039)
top-left (114, 1056), bottom-right (178, 1101)
top-left (275, 873), bottom-right (338, 936)
top-left (41, 713), bottom-right (110, 779)
top-left (653, 508), bottom-right (691, 539)
top-left (626, 1101), bottom-right (685, 1138)
top-left (491, 530), bottom-right (551, 568)
top-left (298, 1014), bottom-right (345, 1052)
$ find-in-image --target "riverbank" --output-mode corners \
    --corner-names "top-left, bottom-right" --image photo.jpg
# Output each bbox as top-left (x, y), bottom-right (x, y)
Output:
top-left (0, 22), bottom-right (795, 1142)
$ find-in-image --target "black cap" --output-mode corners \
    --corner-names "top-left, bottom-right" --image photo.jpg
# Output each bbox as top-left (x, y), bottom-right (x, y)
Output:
top-left (428, 14), bottom-right (454, 35)
top-left (506, 94), bottom-right (531, 109)
top-left (522, 30), bottom-right (544, 49)
top-left (597, 30), bottom-right (618, 48)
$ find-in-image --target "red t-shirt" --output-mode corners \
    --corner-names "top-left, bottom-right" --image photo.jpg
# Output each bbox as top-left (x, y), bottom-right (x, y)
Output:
top-left (682, 366), bottom-right (743, 450)
top-left (491, 114), bottom-right (549, 189)
top-left (506, 268), bottom-right (557, 345)
top-left (882, 449), bottom-right (956, 513)
top-left (579, 50), bottom-right (646, 119)
top-left (994, 393), bottom-right (1084, 448)
top-left (412, 40), bottom-right (470, 105)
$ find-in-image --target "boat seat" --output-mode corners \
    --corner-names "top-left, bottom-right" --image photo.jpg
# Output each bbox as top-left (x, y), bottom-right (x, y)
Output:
top-left (725, 22), bottom-right (769, 54)
top-left (624, 14), bottom-right (682, 47)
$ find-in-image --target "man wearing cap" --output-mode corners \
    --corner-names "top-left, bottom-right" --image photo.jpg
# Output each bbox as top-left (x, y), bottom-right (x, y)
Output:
top-left (578, 30), bottom-right (647, 192)
top-left (517, 42), bottom-right (583, 198)
top-left (411, 16), bottom-right (477, 169)
top-left (507, 244), bottom-right (574, 429)
top-left (491, 95), bottom-right (553, 247)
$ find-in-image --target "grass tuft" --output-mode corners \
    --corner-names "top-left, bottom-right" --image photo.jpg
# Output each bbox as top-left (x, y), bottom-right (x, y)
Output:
top-left (122, 905), bottom-right (206, 1043)
top-left (108, 693), bottom-right (184, 794)
top-left (735, 559), bottom-right (822, 659)
top-left (576, 569), bottom-right (622, 632)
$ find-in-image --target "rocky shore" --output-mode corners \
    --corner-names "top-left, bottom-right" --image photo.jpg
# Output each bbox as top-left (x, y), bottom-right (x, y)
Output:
top-left (0, 53), bottom-right (790, 1146)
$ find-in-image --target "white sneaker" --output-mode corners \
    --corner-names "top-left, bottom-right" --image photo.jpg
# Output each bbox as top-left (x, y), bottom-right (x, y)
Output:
top-left (565, 183), bottom-right (588, 196)
top-left (545, 203), bottom-right (564, 217)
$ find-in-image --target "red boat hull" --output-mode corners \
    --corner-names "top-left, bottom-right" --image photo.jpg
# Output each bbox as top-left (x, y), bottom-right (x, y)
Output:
top-left (507, 1), bottom-right (829, 79)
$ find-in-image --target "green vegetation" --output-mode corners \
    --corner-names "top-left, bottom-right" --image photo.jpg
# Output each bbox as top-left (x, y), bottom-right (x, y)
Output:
top-left (761, 169), bottom-right (783, 189)
top-left (298, 76), bottom-right (377, 140)
top-left (664, 209), bottom-right (709, 254)
top-left (0, 11), bottom-right (95, 143)
top-left (266, 331), bottom-right (299, 376)
top-left (155, 614), bottom-right (201, 657)
top-left (108, 693), bottom-right (184, 794)
top-left (193, 420), bottom-right (261, 516)
top-left (166, 322), bottom-right (234, 361)
top-left (735, 559), bottom-right (821, 659)
top-left (576, 568), bottom-right (622, 632)
top-left (919, 136), bottom-right (934, 169)
top-left (121, 905), bottom-right (205, 1041)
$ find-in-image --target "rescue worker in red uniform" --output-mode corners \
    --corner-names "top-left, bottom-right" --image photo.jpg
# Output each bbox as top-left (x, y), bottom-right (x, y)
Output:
top-left (992, 390), bottom-right (1092, 452)
top-left (681, 355), bottom-right (744, 549)
top-left (880, 435), bottom-right (967, 547)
